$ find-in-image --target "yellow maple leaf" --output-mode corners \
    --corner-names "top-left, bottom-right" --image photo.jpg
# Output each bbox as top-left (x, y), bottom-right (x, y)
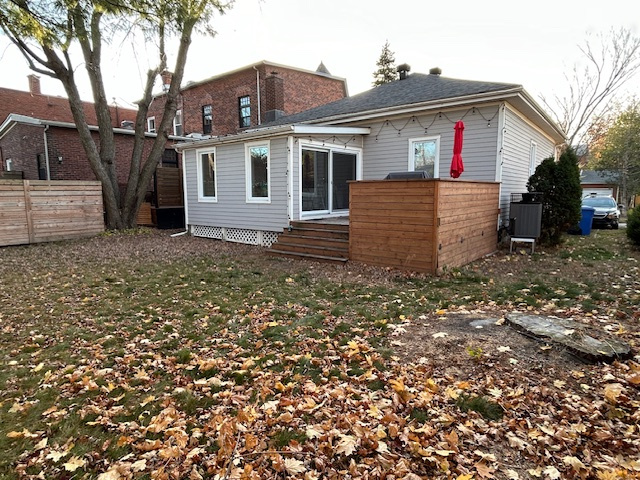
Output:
top-left (63, 456), bottom-right (86, 472)
top-left (456, 475), bottom-right (474, 480)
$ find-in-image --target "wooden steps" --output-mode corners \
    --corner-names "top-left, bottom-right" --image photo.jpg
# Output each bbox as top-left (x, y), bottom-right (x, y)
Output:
top-left (268, 221), bottom-right (349, 263)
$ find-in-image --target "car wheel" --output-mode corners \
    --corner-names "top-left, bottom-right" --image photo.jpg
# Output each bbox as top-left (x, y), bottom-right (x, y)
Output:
top-left (612, 222), bottom-right (619, 230)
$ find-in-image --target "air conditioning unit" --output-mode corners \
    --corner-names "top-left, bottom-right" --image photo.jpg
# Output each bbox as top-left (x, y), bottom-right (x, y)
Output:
top-left (509, 193), bottom-right (543, 238)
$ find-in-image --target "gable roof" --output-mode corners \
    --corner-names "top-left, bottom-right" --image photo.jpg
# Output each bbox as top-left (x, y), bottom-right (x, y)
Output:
top-left (261, 72), bottom-right (565, 142)
top-left (0, 85), bottom-right (137, 127)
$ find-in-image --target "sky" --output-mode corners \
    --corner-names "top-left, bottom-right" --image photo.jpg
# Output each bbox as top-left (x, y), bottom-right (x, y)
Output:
top-left (1, 0), bottom-right (639, 112)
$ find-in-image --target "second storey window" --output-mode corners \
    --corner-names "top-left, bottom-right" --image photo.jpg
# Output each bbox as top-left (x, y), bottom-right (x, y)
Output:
top-left (239, 95), bottom-right (251, 128)
top-left (147, 117), bottom-right (156, 133)
top-left (202, 105), bottom-right (213, 134)
top-left (173, 109), bottom-right (183, 136)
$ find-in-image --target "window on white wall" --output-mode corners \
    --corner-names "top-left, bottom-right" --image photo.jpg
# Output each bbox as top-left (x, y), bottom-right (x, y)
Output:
top-left (529, 141), bottom-right (537, 176)
top-left (197, 148), bottom-right (217, 202)
top-left (245, 141), bottom-right (270, 202)
top-left (147, 117), bottom-right (156, 133)
top-left (409, 136), bottom-right (440, 178)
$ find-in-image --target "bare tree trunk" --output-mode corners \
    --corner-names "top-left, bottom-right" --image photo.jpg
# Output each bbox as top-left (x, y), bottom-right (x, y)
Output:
top-left (121, 18), bottom-right (197, 228)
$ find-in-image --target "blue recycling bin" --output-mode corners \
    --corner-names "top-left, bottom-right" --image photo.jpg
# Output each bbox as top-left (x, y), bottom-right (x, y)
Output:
top-left (579, 206), bottom-right (596, 235)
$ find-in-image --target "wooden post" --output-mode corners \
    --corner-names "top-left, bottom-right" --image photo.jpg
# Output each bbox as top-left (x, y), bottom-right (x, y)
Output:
top-left (23, 180), bottom-right (35, 244)
top-left (432, 181), bottom-right (440, 274)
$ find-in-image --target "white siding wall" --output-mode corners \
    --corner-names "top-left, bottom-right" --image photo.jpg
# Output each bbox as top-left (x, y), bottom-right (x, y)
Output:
top-left (184, 137), bottom-right (289, 232)
top-left (500, 104), bottom-right (557, 222)
top-left (359, 105), bottom-right (501, 181)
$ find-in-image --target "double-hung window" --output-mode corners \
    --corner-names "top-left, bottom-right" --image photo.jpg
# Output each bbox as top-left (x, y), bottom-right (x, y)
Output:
top-left (147, 117), bottom-right (156, 133)
top-left (409, 136), bottom-right (440, 178)
top-left (173, 109), bottom-right (183, 136)
top-left (245, 141), bottom-right (270, 202)
top-left (202, 105), bottom-right (213, 134)
top-left (239, 96), bottom-right (251, 128)
top-left (197, 148), bottom-right (217, 202)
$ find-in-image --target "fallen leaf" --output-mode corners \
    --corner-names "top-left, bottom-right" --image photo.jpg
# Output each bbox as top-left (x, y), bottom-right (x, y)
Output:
top-left (475, 460), bottom-right (495, 478)
top-left (97, 468), bottom-right (122, 480)
top-left (335, 434), bottom-right (358, 456)
top-left (284, 458), bottom-right (306, 474)
top-left (542, 465), bottom-right (561, 479)
top-left (432, 332), bottom-right (448, 338)
top-left (63, 456), bottom-right (86, 472)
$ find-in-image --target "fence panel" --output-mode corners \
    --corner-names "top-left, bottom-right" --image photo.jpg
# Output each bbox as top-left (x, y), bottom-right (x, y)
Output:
top-left (0, 180), bottom-right (104, 247)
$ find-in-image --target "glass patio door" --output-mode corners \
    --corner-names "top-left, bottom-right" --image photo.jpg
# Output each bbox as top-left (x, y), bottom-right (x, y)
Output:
top-left (301, 149), bottom-right (357, 214)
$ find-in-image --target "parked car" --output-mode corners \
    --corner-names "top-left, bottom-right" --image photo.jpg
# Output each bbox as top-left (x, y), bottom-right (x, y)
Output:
top-left (582, 195), bottom-right (620, 229)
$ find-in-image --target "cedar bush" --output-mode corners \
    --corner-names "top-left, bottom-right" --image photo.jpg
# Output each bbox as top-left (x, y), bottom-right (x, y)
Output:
top-left (627, 207), bottom-right (640, 245)
top-left (527, 147), bottom-right (582, 245)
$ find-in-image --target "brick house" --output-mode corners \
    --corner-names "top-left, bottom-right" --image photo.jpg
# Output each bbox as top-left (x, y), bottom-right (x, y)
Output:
top-left (147, 61), bottom-right (348, 138)
top-left (0, 75), bottom-right (155, 182)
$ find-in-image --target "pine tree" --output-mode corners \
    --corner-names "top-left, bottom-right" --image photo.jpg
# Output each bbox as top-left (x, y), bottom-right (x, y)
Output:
top-left (372, 41), bottom-right (397, 87)
top-left (527, 147), bottom-right (582, 245)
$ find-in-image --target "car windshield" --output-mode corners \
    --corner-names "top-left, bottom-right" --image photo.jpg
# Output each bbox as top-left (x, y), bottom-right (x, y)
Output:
top-left (582, 197), bottom-right (616, 208)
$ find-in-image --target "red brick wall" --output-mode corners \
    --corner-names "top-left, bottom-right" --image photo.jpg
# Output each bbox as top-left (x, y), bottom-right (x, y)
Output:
top-left (147, 63), bottom-right (347, 137)
top-left (0, 124), bottom-right (45, 178)
top-left (0, 125), bottom-right (159, 187)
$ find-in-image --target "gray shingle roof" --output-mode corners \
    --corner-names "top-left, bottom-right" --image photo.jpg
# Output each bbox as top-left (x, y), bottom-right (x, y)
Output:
top-left (266, 72), bottom-right (521, 126)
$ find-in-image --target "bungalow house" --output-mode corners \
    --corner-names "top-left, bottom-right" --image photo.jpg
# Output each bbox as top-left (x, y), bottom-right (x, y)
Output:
top-left (175, 67), bottom-right (566, 260)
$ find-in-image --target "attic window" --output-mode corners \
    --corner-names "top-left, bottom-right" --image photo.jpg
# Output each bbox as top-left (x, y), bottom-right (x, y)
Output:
top-left (147, 116), bottom-right (156, 133)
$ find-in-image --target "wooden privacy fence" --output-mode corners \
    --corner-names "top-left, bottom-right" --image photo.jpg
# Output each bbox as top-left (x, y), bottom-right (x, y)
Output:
top-left (349, 179), bottom-right (500, 274)
top-left (0, 180), bottom-right (104, 247)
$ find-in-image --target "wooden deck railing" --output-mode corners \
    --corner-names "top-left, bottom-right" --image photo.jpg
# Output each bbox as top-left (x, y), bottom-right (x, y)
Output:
top-left (349, 179), bottom-right (500, 274)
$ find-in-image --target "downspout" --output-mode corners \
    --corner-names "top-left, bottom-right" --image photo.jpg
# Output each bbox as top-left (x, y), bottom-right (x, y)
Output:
top-left (494, 103), bottom-right (506, 227)
top-left (43, 125), bottom-right (51, 180)
top-left (253, 66), bottom-right (261, 125)
top-left (287, 136), bottom-right (293, 224)
top-left (171, 150), bottom-right (190, 237)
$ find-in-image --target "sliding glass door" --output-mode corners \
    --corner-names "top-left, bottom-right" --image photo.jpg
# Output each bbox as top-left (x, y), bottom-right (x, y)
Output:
top-left (302, 148), bottom-right (357, 215)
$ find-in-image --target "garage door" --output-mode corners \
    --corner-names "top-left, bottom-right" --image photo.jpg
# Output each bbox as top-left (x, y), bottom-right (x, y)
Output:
top-left (582, 187), bottom-right (613, 198)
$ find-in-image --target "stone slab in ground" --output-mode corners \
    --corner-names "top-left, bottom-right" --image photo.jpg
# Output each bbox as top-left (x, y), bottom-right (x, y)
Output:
top-left (505, 312), bottom-right (632, 362)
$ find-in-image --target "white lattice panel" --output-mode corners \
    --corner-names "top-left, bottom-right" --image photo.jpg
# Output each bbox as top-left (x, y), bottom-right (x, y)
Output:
top-left (192, 225), bottom-right (223, 239)
top-left (225, 228), bottom-right (259, 245)
top-left (261, 231), bottom-right (279, 247)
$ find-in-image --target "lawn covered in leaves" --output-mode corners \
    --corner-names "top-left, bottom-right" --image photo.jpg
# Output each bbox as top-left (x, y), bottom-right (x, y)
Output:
top-left (0, 229), bottom-right (638, 480)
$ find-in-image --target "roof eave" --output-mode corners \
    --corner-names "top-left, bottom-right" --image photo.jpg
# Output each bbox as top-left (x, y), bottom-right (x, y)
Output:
top-left (174, 125), bottom-right (371, 151)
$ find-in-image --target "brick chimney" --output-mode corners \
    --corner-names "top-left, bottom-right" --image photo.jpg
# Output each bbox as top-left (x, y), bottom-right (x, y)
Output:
top-left (161, 70), bottom-right (172, 93)
top-left (28, 74), bottom-right (41, 95)
top-left (265, 72), bottom-right (284, 122)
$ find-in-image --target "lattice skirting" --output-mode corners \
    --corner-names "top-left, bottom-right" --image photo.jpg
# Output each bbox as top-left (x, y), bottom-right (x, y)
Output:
top-left (190, 225), bottom-right (279, 247)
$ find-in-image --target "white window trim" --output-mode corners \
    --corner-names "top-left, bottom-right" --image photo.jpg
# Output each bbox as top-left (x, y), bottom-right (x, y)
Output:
top-left (147, 116), bottom-right (156, 133)
top-left (5, 158), bottom-right (12, 171)
top-left (245, 140), bottom-right (271, 203)
top-left (408, 135), bottom-right (440, 178)
top-left (529, 140), bottom-right (537, 176)
top-left (173, 109), bottom-right (183, 136)
top-left (196, 147), bottom-right (217, 203)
